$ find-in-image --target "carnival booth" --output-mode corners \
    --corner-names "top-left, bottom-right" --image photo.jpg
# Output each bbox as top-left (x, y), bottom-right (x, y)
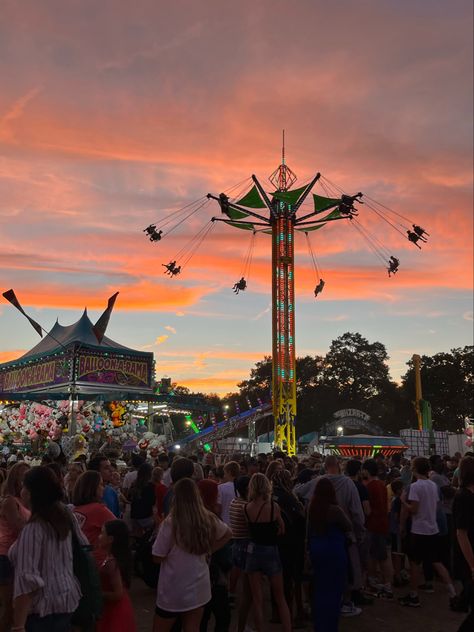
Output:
top-left (0, 308), bottom-right (154, 397)
top-left (0, 306), bottom-right (163, 457)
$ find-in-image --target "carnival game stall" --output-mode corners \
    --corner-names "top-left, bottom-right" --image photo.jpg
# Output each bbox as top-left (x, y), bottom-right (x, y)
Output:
top-left (0, 306), bottom-right (166, 458)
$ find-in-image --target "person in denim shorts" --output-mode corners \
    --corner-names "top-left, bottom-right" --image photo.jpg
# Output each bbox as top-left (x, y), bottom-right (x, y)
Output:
top-left (243, 473), bottom-right (291, 632)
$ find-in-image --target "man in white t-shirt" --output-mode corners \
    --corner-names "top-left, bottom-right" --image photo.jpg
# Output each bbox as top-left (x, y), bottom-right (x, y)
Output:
top-left (217, 461), bottom-right (240, 526)
top-left (399, 456), bottom-right (456, 607)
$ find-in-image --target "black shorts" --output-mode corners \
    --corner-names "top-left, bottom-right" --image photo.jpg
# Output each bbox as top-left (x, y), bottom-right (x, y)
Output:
top-left (368, 533), bottom-right (388, 562)
top-left (407, 533), bottom-right (441, 564)
top-left (155, 606), bottom-right (181, 619)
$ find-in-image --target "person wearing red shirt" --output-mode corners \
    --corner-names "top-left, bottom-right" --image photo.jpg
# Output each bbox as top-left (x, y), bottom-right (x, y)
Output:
top-left (72, 471), bottom-right (116, 566)
top-left (362, 458), bottom-right (394, 599)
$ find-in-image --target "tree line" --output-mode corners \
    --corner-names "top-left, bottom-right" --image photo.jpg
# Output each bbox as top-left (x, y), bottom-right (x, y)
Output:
top-left (172, 332), bottom-right (473, 436)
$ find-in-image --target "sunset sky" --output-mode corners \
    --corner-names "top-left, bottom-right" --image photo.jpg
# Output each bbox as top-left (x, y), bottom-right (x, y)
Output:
top-left (0, 0), bottom-right (472, 394)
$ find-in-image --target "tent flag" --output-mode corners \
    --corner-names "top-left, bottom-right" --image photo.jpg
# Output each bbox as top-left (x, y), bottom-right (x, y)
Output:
top-left (93, 292), bottom-right (119, 344)
top-left (235, 185), bottom-right (267, 209)
top-left (271, 185), bottom-right (308, 206)
top-left (313, 194), bottom-right (340, 213)
top-left (296, 223), bottom-right (326, 232)
top-left (2, 289), bottom-right (43, 337)
top-left (225, 221), bottom-right (255, 231)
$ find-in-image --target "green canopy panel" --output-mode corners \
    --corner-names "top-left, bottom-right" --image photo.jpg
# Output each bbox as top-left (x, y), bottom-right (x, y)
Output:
top-left (235, 185), bottom-right (267, 209)
top-left (271, 185), bottom-right (308, 206)
top-left (224, 220), bottom-right (256, 231)
top-left (296, 223), bottom-right (326, 232)
top-left (319, 208), bottom-right (343, 221)
top-left (226, 207), bottom-right (250, 220)
top-left (313, 194), bottom-right (340, 213)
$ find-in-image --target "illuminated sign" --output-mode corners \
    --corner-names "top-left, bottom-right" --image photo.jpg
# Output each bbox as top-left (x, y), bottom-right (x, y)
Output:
top-left (0, 356), bottom-right (70, 393)
top-left (76, 352), bottom-right (152, 388)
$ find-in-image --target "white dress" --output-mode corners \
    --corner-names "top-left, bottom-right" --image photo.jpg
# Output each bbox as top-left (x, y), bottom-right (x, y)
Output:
top-left (152, 516), bottom-right (228, 612)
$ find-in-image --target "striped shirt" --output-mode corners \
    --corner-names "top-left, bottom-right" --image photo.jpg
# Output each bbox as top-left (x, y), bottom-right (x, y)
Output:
top-left (229, 498), bottom-right (249, 539)
top-left (9, 517), bottom-right (86, 617)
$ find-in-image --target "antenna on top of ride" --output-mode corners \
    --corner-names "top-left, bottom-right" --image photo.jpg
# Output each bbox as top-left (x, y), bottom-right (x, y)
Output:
top-left (268, 129), bottom-right (297, 192)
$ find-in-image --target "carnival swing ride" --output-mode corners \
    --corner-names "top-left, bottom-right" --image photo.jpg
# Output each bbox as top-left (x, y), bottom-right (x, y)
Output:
top-left (144, 134), bottom-right (429, 455)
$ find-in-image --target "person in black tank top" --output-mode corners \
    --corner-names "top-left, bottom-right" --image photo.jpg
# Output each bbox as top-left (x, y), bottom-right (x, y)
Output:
top-left (243, 473), bottom-right (291, 632)
top-left (244, 500), bottom-right (279, 546)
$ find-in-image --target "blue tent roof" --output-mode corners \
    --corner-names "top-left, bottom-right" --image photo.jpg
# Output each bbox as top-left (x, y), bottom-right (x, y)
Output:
top-left (1, 310), bottom-right (145, 369)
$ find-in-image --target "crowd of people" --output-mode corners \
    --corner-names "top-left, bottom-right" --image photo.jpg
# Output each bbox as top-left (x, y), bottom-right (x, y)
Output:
top-left (0, 446), bottom-right (472, 632)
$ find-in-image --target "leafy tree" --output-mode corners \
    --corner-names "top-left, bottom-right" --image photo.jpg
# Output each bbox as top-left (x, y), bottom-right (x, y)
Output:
top-left (322, 332), bottom-right (391, 401)
top-left (317, 331), bottom-right (406, 431)
top-left (237, 356), bottom-right (272, 402)
top-left (401, 346), bottom-right (474, 432)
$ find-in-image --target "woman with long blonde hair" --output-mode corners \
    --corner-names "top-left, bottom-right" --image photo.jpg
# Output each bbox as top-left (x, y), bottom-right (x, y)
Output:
top-left (152, 478), bottom-right (232, 632)
top-left (244, 472), bottom-right (291, 632)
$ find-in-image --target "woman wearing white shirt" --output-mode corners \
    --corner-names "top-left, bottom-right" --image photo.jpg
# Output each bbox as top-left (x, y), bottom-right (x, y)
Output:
top-left (152, 478), bottom-right (232, 632)
top-left (9, 466), bottom-right (87, 632)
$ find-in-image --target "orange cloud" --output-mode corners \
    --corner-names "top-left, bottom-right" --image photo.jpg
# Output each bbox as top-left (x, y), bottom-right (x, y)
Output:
top-left (157, 350), bottom-right (267, 361)
top-left (0, 280), bottom-right (215, 312)
top-left (0, 350), bottom-right (26, 363)
top-left (0, 88), bottom-right (41, 142)
top-left (176, 377), bottom-right (242, 394)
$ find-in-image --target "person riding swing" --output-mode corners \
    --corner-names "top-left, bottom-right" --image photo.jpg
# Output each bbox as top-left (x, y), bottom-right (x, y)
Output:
top-left (412, 224), bottom-right (429, 240)
top-left (387, 256), bottom-right (400, 277)
top-left (407, 230), bottom-right (424, 248)
top-left (232, 277), bottom-right (247, 294)
top-left (314, 278), bottom-right (325, 297)
top-left (338, 193), bottom-right (363, 218)
top-left (144, 225), bottom-right (163, 241)
top-left (162, 261), bottom-right (177, 275)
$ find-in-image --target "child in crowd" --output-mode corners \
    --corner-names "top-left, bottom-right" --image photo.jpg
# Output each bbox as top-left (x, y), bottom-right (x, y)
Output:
top-left (218, 461), bottom-right (240, 525)
top-left (97, 520), bottom-right (137, 632)
top-left (152, 466), bottom-right (168, 523)
top-left (389, 479), bottom-right (408, 586)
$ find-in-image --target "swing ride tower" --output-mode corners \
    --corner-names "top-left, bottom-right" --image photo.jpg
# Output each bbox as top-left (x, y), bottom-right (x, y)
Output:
top-left (206, 137), bottom-right (358, 456)
top-left (269, 139), bottom-right (297, 455)
top-left (145, 135), bottom-right (429, 456)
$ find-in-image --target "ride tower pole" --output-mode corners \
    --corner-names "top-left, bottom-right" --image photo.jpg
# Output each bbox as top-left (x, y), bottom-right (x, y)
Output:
top-left (271, 131), bottom-right (297, 455)
top-left (413, 354), bottom-right (423, 431)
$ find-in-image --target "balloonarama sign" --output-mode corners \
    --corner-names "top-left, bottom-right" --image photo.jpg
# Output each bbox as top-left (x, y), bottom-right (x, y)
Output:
top-left (0, 310), bottom-right (154, 395)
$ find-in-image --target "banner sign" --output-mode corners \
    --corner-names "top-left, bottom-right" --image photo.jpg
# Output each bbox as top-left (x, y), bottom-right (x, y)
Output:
top-left (333, 408), bottom-right (370, 422)
top-left (0, 355), bottom-right (70, 393)
top-left (0, 350), bottom-right (153, 393)
top-left (75, 352), bottom-right (152, 389)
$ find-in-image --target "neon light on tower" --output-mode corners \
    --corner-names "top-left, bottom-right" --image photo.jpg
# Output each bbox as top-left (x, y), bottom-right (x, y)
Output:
top-left (269, 131), bottom-right (298, 455)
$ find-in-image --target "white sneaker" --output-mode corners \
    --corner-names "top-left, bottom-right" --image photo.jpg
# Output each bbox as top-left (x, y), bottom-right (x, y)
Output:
top-left (340, 603), bottom-right (362, 617)
top-left (368, 576), bottom-right (385, 591)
